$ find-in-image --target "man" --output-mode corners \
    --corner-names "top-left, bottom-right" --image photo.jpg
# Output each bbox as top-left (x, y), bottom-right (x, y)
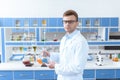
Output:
top-left (43, 10), bottom-right (89, 80)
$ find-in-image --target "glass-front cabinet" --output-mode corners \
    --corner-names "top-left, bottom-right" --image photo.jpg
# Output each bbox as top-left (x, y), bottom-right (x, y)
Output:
top-left (4, 27), bottom-right (65, 63)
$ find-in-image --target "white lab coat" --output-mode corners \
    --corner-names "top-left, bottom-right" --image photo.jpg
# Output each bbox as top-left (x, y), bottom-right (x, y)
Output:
top-left (50, 30), bottom-right (89, 80)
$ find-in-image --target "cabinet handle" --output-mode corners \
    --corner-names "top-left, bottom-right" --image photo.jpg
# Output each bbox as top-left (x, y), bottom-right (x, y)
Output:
top-left (0, 75), bottom-right (6, 77)
top-left (40, 74), bottom-right (48, 76)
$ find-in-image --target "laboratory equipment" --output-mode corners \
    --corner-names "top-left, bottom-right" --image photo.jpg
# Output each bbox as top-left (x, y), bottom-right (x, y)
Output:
top-left (95, 51), bottom-right (104, 66)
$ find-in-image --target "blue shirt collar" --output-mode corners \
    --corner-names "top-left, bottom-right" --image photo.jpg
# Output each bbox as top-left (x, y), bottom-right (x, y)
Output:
top-left (65, 29), bottom-right (78, 39)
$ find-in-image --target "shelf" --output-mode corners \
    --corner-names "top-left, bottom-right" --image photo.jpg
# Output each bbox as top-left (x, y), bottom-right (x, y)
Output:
top-left (88, 41), bottom-right (120, 45)
top-left (5, 41), bottom-right (60, 46)
top-left (89, 49), bottom-right (120, 53)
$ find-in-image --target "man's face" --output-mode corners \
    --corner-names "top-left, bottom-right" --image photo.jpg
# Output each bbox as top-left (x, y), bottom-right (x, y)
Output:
top-left (63, 15), bottom-right (79, 33)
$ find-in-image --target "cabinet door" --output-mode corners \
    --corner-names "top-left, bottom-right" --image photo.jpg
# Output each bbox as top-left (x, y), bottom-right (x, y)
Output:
top-left (14, 70), bottom-right (33, 79)
top-left (116, 69), bottom-right (120, 79)
top-left (96, 69), bottom-right (115, 79)
top-left (110, 18), bottom-right (119, 27)
top-left (100, 18), bottom-right (110, 27)
top-left (0, 71), bottom-right (13, 80)
top-left (84, 79), bottom-right (95, 80)
top-left (83, 69), bottom-right (95, 78)
top-left (35, 70), bottom-right (57, 80)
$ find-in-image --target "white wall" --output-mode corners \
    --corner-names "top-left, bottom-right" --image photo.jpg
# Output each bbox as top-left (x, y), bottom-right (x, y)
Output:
top-left (0, 0), bottom-right (120, 17)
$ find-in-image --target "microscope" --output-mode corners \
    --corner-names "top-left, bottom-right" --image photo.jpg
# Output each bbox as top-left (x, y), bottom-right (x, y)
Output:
top-left (95, 51), bottom-right (104, 66)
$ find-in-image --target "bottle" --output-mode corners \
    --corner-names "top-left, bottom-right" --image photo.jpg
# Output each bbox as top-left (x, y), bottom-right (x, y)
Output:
top-left (118, 53), bottom-right (120, 59)
top-left (109, 54), bottom-right (112, 59)
top-left (37, 58), bottom-right (42, 64)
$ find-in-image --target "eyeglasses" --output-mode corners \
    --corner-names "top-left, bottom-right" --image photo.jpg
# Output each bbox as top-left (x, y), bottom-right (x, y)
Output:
top-left (62, 20), bottom-right (77, 24)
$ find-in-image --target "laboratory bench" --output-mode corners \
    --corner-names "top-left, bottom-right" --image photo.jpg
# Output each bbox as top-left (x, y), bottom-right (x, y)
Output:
top-left (0, 60), bottom-right (120, 80)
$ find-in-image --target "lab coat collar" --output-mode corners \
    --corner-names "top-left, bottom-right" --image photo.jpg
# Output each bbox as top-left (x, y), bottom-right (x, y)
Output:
top-left (63, 29), bottom-right (80, 48)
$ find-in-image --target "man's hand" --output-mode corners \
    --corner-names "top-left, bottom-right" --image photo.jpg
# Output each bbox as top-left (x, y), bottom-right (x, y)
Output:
top-left (42, 50), bottom-right (50, 57)
top-left (48, 61), bottom-right (55, 69)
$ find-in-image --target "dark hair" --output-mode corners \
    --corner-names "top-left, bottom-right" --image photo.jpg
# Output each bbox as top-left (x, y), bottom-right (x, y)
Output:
top-left (63, 10), bottom-right (78, 21)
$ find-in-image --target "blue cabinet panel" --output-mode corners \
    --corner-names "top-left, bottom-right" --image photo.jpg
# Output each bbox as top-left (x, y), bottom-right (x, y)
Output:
top-left (116, 69), bottom-right (120, 78)
top-left (0, 18), bottom-right (3, 27)
top-left (13, 18), bottom-right (24, 27)
top-left (14, 70), bottom-right (33, 79)
top-left (91, 18), bottom-right (100, 27)
top-left (2, 18), bottom-right (14, 27)
top-left (88, 41), bottom-right (120, 45)
top-left (82, 18), bottom-right (91, 27)
top-left (35, 70), bottom-right (56, 79)
top-left (96, 69), bottom-right (115, 79)
top-left (57, 18), bottom-right (63, 27)
top-left (0, 71), bottom-right (13, 80)
top-left (84, 79), bottom-right (95, 80)
top-left (91, 18), bottom-right (95, 27)
top-left (110, 28), bottom-right (118, 32)
top-left (109, 18), bottom-right (118, 32)
top-left (1, 28), bottom-right (5, 62)
top-left (29, 18), bottom-right (39, 27)
top-left (49, 18), bottom-right (57, 27)
top-left (58, 28), bottom-right (65, 32)
top-left (110, 18), bottom-right (119, 26)
top-left (101, 18), bottom-right (110, 27)
top-left (83, 69), bottom-right (95, 78)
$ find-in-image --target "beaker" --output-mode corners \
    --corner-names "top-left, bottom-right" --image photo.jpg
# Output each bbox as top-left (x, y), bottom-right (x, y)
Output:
top-left (53, 34), bottom-right (58, 41)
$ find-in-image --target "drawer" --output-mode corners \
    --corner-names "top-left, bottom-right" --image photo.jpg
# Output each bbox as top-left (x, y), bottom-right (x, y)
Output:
top-left (96, 69), bottom-right (115, 79)
top-left (35, 70), bottom-right (56, 79)
top-left (0, 71), bottom-right (13, 80)
top-left (84, 79), bottom-right (95, 80)
top-left (83, 69), bottom-right (95, 78)
top-left (116, 69), bottom-right (120, 78)
top-left (14, 70), bottom-right (33, 79)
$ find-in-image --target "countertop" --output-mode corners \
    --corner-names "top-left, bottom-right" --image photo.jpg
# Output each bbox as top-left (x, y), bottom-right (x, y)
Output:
top-left (0, 59), bottom-right (120, 70)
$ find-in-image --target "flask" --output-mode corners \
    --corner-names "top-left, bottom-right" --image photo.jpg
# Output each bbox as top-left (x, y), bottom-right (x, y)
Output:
top-left (112, 54), bottom-right (119, 62)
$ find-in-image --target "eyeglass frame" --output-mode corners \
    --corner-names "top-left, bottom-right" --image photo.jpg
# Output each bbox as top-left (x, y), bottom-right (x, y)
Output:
top-left (62, 20), bottom-right (78, 24)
